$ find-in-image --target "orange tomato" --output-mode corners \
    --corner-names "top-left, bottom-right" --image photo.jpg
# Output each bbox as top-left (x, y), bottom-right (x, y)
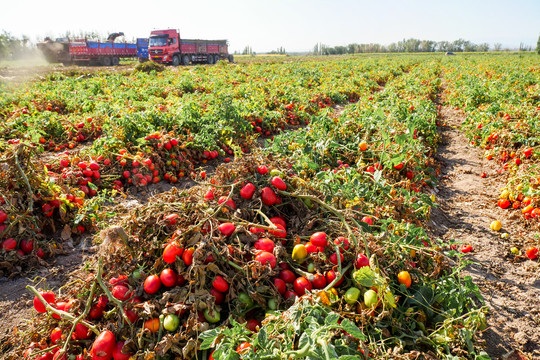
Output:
top-left (359, 142), bottom-right (368, 151)
top-left (397, 271), bottom-right (412, 288)
top-left (144, 318), bottom-right (160, 333)
top-left (522, 205), bottom-right (534, 215)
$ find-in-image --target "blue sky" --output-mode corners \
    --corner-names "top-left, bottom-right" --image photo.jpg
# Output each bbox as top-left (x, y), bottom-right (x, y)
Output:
top-left (2, 0), bottom-right (538, 52)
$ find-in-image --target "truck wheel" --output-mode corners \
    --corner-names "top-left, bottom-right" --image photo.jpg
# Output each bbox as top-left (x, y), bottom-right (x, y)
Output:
top-left (228, 55), bottom-right (234, 63)
top-left (172, 55), bottom-right (180, 66)
top-left (181, 55), bottom-right (190, 66)
top-left (112, 57), bottom-right (120, 66)
top-left (101, 57), bottom-right (112, 66)
top-left (207, 55), bottom-right (214, 65)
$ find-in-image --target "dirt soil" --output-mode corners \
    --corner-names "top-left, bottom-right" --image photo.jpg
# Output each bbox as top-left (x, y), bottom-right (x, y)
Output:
top-left (0, 237), bottom-right (94, 357)
top-left (431, 106), bottom-right (540, 359)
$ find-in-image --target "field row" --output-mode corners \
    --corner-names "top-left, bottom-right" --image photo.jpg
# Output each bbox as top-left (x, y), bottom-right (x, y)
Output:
top-left (2, 54), bottom-right (538, 359)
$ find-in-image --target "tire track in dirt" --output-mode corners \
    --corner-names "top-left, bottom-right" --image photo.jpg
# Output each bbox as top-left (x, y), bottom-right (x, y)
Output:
top-left (431, 106), bottom-right (540, 359)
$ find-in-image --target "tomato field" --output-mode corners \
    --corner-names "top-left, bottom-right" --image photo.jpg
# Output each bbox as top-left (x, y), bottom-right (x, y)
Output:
top-left (0, 53), bottom-right (539, 360)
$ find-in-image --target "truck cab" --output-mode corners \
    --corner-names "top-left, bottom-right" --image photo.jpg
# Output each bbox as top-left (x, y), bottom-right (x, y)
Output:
top-left (149, 29), bottom-right (180, 65)
top-left (148, 29), bottom-right (231, 66)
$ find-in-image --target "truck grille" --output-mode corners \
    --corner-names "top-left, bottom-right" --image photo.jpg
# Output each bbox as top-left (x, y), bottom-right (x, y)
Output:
top-left (150, 49), bottom-right (163, 54)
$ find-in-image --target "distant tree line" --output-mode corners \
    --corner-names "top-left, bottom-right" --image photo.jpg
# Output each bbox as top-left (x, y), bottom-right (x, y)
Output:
top-left (311, 38), bottom-right (527, 55)
top-left (268, 46), bottom-right (286, 55)
top-left (0, 31), bottom-right (37, 60)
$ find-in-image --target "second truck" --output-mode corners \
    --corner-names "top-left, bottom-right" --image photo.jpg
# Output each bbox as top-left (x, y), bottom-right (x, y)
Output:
top-left (148, 29), bottom-right (233, 66)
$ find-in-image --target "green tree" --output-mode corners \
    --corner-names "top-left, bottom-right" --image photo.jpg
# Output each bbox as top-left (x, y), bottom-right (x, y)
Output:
top-left (536, 35), bottom-right (540, 54)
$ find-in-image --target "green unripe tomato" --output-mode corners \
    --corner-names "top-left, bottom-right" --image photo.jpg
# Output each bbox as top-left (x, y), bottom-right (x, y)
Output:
top-left (270, 169), bottom-right (282, 177)
top-left (267, 298), bottom-right (277, 310)
top-left (344, 287), bottom-right (361, 305)
top-left (204, 308), bottom-right (221, 323)
top-left (237, 292), bottom-right (254, 308)
top-left (307, 262), bottom-right (315, 273)
top-left (163, 314), bottom-right (180, 331)
top-left (132, 268), bottom-right (143, 280)
top-left (364, 289), bottom-right (378, 307)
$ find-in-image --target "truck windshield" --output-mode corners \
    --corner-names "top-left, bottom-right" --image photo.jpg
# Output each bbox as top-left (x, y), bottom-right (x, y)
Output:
top-left (149, 36), bottom-right (168, 47)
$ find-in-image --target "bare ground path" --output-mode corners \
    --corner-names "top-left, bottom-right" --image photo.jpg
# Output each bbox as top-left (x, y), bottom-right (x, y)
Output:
top-left (431, 107), bottom-right (540, 359)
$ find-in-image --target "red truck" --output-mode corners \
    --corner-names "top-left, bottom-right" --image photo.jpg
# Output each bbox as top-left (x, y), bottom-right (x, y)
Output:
top-left (148, 29), bottom-right (232, 66)
top-left (38, 33), bottom-right (148, 66)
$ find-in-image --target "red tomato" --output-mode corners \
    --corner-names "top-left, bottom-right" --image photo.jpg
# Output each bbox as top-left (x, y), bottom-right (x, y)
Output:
top-left (271, 176), bottom-right (287, 190)
top-left (255, 250), bottom-right (276, 268)
top-left (210, 288), bottom-right (225, 304)
top-left (20, 238), bottom-right (34, 254)
top-left (50, 327), bottom-right (62, 344)
top-left (176, 274), bottom-right (187, 286)
top-left (329, 252), bottom-right (344, 265)
top-left (406, 170), bottom-right (414, 179)
top-left (273, 278), bottom-right (286, 295)
top-left (304, 242), bottom-right (318, 253)
top-left (269, 217), bottom-right (287, 229)
top-left (164, 213), bottom-right (179, 226)
top-left (112, 341), bottom-right (132, 360)
top-left (361, 216), bottom-right (374, 225)
top-left (311, 273), bottom-right (327, 289)
top-left (497, 199), bottom-right (511, 209)
top-left (124, 308), bottom-right (139, 325)
top-left (89, 330), bottom-right (116, 360)
top-left (236, 342), bottom-right (252, 354)
top-left (88, 304), bottom-right (104, 320)
top-left (1, 238), bottom-right (17, 251)
top-left (240, 183), bottom-right (256, 200)
top-left (212, 275), bottom-right (229, 293)
top-left (254, 238), bottom-right (275, 252)
top-left (355, 254), bottom-right (370, 268)
top-left (526, 246), bottom-right (539, 260)
top-left (33, 291), bottom-right (56, 313)
top-left (73, 323), bottom-right (91, 340)
top-left (257, 165), bottom-right (268, 175)
top-left (112, 285), bottom-right (131, 301)
top-left (333, 236), bottom-right (350, 252)
top-left (326, 270), bottom-right (343, 287)
top-left (261, 187), bottom-right (277, 206)
top-left (144, 275), bottom-right (161, 295)
top-left (310, 232), bottom-right (327, 247)
top-left (204, 189), bottom-right (215, 201)
top-left (218, 196), bottom-right (236, 210)
top-left (163, 242), bottom-right (183, 264)
top-left (52, 351), bottom-right (67, 360)
top-left (219, 222), bottom-right (235, 236)
top-left (294, 277), bottom-right (312, 295)
top-left (246, 319), bottom-right (261, 332)
top-left (250, 226), bottom-right (266, 234)
top-left (182, 247), bottom-right (195, 266)
top-left (160, 269), bottom-right (178, 287)
top-left (461, 244), bottom-right (473, 253)
top-left (284, 290), bottom-right (297, 300)
top-left (269, 224), bottom-right (286, 238)
top-left (279, 270), bottom-right (296, 284)
top-left (0, 210), bottom-right (7, 223)
top-left (394, 162), bottom-right (404, 170)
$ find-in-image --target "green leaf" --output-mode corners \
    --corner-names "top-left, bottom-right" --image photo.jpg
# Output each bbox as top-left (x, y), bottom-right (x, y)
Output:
top-left (340, 319), bottom-right (366, 341)
top-left (352, 267), bottom-right (378, 288)
top-left (199, 328), bottom-right (222, 350)
top-left (325, 312), bottom-right (339, 325)
top-left (257, 327), bottom-right (268, 348)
